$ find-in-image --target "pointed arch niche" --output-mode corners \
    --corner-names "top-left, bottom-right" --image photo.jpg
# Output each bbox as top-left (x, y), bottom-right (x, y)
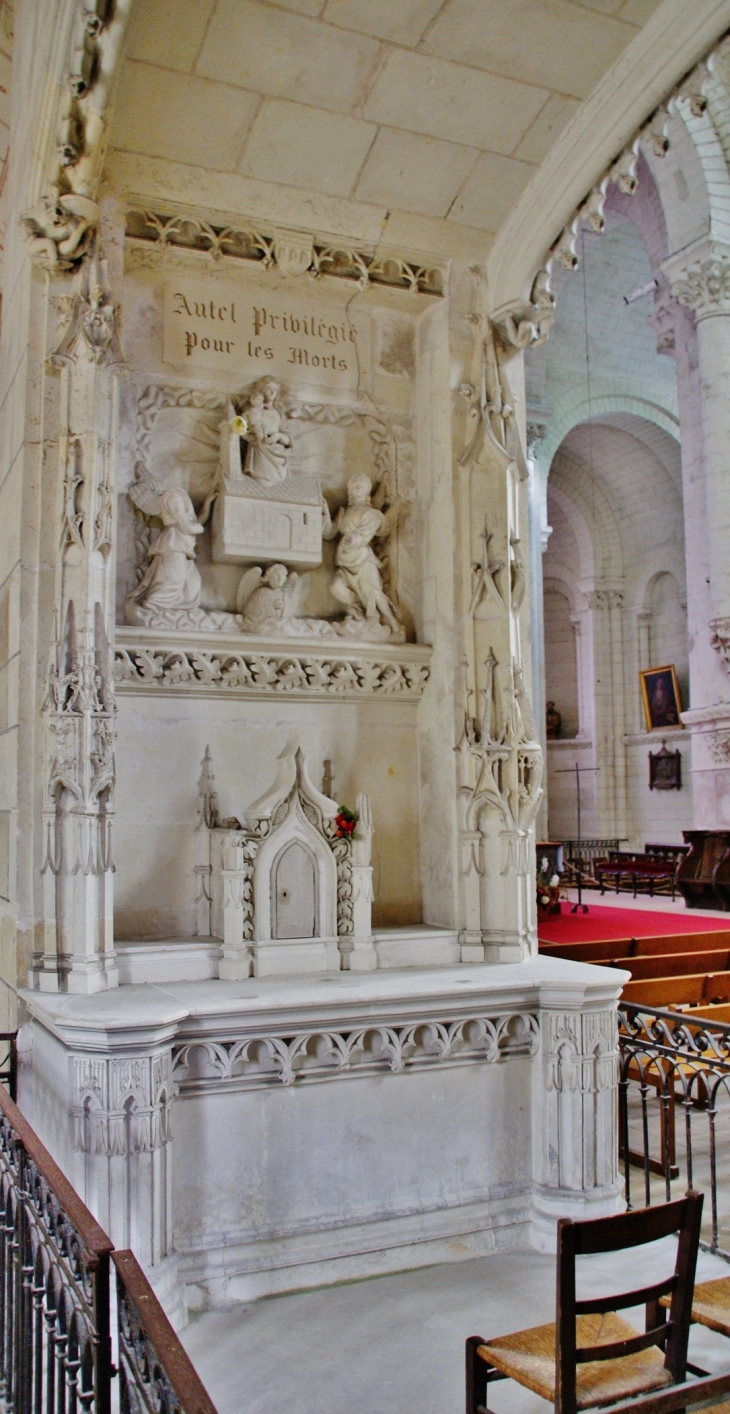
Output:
top-left (253, 792), bottom-right (338, 949)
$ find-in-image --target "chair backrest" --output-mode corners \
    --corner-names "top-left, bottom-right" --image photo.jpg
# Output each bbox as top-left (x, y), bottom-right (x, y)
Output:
top-left (556, 1193), bottom-right (704, 1414)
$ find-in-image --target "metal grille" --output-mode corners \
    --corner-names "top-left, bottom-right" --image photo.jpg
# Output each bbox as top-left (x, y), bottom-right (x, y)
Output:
top-left (560, 839), bottom-right (623, 885)
top-left (0, 1088), bottom-right (113, 1413)
top-left (114, 1251), bottom-right (217, 1414)
top-left (0, 1080), bottom-right (218, 1414)
top-left (618, 1001), bottom-right (730, 1258)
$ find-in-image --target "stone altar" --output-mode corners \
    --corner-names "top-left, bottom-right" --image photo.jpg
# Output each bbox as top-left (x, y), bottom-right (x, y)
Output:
top-left (21, 957), bottom-right (627, 1321)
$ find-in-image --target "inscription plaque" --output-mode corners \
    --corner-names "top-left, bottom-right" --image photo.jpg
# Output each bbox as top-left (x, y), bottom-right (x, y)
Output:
top-left (163, 279), bottom-right (370, 391)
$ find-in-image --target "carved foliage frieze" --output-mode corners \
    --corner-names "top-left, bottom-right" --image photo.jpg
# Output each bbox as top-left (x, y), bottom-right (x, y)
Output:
top-left (172, 1011), bottom-right (539, 1092)
top-left (125, 208), bottom-right (445, 298)
top-left (114, 639), bottom-right (431, 701)
top-left (707, 731), bottom-right (730, 764)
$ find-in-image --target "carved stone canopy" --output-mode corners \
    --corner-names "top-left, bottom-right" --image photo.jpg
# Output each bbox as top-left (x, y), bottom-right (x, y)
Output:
top-left (244, 736), bottom-right (338, 831)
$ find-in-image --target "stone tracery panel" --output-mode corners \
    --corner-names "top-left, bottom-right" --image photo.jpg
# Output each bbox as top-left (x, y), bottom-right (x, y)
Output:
top-left (172, 1011), bottom-right (540, 1092)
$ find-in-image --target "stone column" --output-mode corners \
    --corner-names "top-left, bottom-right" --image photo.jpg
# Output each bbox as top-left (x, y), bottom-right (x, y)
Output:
top-left (585, 589), bottom-right (627, 841)
top-left (570, 614), bottom-right (590, 741)
top-left (636, 610), bottom-right (652, 732)
top-left (210, 830), bottom-right (255, 981)
top-left (527, 424), bottom-right (549, 840)
top-left (349, 793), bottom-right (376, 972)
top-left (666, 244), bottom-right (730, 824)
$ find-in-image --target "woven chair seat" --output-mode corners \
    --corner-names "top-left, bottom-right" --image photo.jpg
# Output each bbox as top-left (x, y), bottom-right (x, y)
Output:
top-left (689, 1277), bottom-right (730, 1336)
top-left (660, 1275), bottom-right (730, 1336)
top-left (477, 1312), bottom-right (673, 1410)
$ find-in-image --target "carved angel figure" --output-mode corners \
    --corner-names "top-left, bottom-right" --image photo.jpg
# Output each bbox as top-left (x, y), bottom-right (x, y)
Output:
top-left (125, 486), bottom-right (204, 623)
top-left (236, 563), bottom-right (298, 633)
top-left (321, 473), bottom-right (404, 639)
top-left (239, 378), bottom-right (292, 484)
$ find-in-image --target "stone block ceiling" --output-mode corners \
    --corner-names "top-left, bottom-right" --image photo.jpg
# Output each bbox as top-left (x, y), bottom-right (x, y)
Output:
top-left (110, 0), bottom-right (664, 251)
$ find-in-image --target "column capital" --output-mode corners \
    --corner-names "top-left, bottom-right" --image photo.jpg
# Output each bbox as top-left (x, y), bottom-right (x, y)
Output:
top-left (587, 588), bottom-right (624, 611)
top-left (526, 420), bottom-right (547, 459)
top-left (663, 241), bottom-right (730, 319)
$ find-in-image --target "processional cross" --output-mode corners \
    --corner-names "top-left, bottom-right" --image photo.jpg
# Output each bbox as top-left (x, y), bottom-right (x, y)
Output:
top-left (553, 761), bottom-right (599, 914)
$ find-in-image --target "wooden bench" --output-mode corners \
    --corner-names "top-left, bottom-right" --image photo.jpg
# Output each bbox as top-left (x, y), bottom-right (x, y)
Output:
top-left (540, 931), bottom-right (730, 963)
top-left (621, 972), bottom-right (730, 1008)
top-left (685, 1002), bottom-right (730, 1024)
top-left (612, 950), bottom-right (730, 980)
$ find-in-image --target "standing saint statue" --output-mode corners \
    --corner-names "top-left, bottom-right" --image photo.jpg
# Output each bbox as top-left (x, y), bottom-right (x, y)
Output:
top-left (321, 473), bottom-right (404, 640)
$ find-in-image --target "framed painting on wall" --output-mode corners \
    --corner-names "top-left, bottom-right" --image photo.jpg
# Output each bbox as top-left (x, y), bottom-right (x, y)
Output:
top-left (640, 664), bottom-right (683, 732)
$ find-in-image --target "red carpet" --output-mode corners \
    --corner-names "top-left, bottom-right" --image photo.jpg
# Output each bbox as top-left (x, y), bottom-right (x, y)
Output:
top-left (538, 903), bottom-right (730, 944)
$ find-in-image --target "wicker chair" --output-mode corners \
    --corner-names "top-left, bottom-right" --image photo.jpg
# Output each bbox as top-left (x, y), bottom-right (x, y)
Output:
top-left (600, 1370), bottom-right (730, 1413)
top-left (660, 1272), bottom-right (730, 1364)
top-left (466, 1193), bottom-right (703, 1414)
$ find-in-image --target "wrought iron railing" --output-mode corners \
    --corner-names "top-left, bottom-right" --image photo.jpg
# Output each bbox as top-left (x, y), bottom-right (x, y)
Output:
top-left (560, 839), bottom-right (623, 887)
top-left (0, 1031), bottom-right (16, 1100)
top-left (0, 1079), bottom-right (217, 1414)
top-left (618, 1000), bottom-right (730, 1258)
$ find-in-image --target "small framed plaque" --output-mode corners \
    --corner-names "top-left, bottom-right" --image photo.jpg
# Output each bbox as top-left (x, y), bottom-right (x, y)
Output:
top-left (648, 741), bottom-right (682, 791)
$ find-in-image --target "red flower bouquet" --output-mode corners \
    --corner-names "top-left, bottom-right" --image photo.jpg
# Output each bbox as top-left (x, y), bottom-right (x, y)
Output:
top-left (334, 806), bottom-right (356, 838)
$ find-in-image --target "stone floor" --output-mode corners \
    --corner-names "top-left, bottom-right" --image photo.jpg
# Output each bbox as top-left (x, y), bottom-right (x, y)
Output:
top-left (182, 1240), bottom-right (730, 1413)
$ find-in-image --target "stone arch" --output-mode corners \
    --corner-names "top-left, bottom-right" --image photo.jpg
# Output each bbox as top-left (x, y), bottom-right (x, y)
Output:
top-left (635, 562), bottom-right (686, 618)
top-left (487, 12), bottom-right (729, 308)
top-left (543, 569), bottom-right (579, 614)
top-left (644, 102), bottom-right (730, 257)
top-left (548, 459), bottom-right (624, 590)
top-left (540, 393), bottom-right (680, 487)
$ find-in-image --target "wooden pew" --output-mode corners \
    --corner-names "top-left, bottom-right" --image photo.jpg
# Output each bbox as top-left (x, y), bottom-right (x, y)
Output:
top-left (613, 949), bottom-right (730, 979)
top-left (539, 929), bottom-right (730, 962)
top-left (540, 944), bottom-right (730, 978)
top-left (621, 971), bottom-right (730, 1007)
top-left (688, 1002), bottom-right (730, 1024)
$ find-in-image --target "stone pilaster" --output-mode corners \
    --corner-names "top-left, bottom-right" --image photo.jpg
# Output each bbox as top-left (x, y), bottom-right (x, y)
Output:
top-left (453, 266), bottom-right (543, 963)
top-left (532, 967), bottom-right (625, 1249)
top-left (37, 249), bottom-right (125, 993)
